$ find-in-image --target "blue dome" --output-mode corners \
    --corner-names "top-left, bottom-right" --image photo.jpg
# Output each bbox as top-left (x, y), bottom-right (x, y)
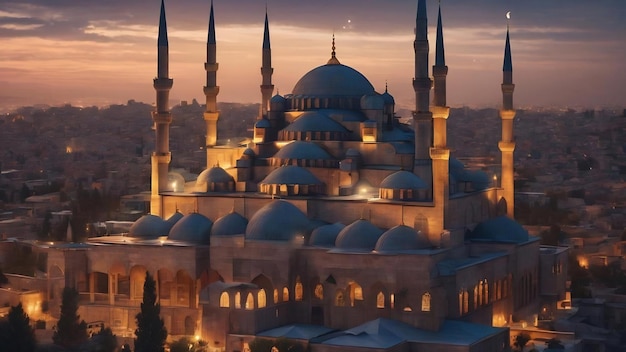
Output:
top-left (375, 225), bottom-right (430, 252)
top-left (382, 90), bottom-right (395, 105)
top-left (246, 200), bottom-right (310, 241)
top-left (270, 94), bottom-right (286, 103)
top-left (284, 112), bottom-right (348, 133)
top-left (379, 170), bottom-right (427, 190)
top-left (469, 216), bottom-right (529, 243)
top-left (335, 219), bottom-right (383, 251)
top-left (211, 212), bottom-right (248, 237)
top-left (168, 213), bottom-right (213, 244)
top-left (292, 64), bottom-right (375, 97)
top-left (273, 141), bottom-right (334, 161)
top-left (255, 118), bottom-right (271, 128)
top-left (165, 211), bottom-right (184, 228)
top-left (260, 165), bottom-right (323, 186)
top-left (360, 94), bottom-right (385, 110)
top-left (129, 214), bottom-right (169, 239)
top-left (309, 223), bottom-right (345, 247)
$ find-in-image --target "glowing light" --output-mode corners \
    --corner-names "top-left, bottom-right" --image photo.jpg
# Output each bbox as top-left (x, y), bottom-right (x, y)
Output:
top-left (506, 11), bottom-right (511, 20)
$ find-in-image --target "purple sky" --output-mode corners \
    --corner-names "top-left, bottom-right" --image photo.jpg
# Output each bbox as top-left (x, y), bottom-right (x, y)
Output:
top-left (0, 0), bottom-right (624, 111)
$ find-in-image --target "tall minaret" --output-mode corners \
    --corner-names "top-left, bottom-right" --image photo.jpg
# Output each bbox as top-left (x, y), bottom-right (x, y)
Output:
top-left (151, 0), bottom-right (174, 216)
top-left (412, 0), bottom-right (433, 195)
top-left (430, 2), bottom-right (450, 237)
top-left (259, 8), bottom-right (274, 119)
top-left (499, 17), bottom-right (516, 218)
top-left (204, 0), bottom-right (220, 160)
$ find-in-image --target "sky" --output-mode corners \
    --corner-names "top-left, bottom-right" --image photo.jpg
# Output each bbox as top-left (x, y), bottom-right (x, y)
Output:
top-left (0, 0), bottom-right (624, 111)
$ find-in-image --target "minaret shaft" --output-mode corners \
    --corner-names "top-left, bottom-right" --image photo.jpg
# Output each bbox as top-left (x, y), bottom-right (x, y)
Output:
top-left (204, 1), bottom-right (220, 159)
top-left (499, 27), bottom-right (516, 218)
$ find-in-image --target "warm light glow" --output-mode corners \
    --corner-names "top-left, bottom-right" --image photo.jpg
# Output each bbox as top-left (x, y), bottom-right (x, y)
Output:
top-left (577, 255), bottom-right (589, 268)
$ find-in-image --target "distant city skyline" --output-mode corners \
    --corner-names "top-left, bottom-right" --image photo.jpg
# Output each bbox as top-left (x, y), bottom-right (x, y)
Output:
top-left (0, 0), bottom-right (624, 111)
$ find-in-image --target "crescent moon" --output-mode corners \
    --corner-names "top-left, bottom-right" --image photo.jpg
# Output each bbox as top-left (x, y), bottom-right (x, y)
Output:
top-left (506, 11), bottom-right (511, 20)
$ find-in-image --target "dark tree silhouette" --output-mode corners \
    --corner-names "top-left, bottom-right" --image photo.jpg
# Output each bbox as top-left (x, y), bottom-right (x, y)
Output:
top-left (89, 326), bottom-right (118, 352)
top-left (0, 303), bottom-right (37, 352)
top-left (134, 271), bottom-right (167, 352)
top-left (514, 332), bottom-right (530, 351)
top-left (53, 287), bottom-right (88, 348)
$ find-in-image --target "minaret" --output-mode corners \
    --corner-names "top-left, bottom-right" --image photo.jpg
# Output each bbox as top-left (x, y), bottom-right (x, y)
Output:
top-left (259, 8), bottom-right (274, 119)
top-left (499, 18), bottom-right (516, 218)
top-left (430, 2), bottom-right (450, 238)
top-left (151, 0), bottom-right (174, 216)
top-left (412, 0), bottom-right (433, 195)
top-left (204, 0), bottom-right (220, 159)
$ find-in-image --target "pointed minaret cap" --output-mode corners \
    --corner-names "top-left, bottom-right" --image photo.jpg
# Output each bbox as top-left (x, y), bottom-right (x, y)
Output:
top-left (327, 34), bottom-right (341, 65)
top-left (158, 0), bottom-right (168, 46)
top-left (503, 26), bottom-right (512, 72)
top-left (263, 8), bottom-right (270, 49)
top-left (208, 0), bottom-right (216, 44)
top-left (435, 2), bottom-right (445, 66)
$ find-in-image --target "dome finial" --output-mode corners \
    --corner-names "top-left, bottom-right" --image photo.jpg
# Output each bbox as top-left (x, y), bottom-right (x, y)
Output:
top-left (385, 80), bottom-right (388, 93)
top-left (327, 33), bottom-right (341, 65)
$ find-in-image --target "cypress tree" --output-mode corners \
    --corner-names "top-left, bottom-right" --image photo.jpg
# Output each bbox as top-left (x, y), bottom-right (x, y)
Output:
top-left (134, 271), bottom-right (167, 352)
top-left (0, 303), bottom-right (37, 352)
top-left (53, 287), bottom-right (88, 349)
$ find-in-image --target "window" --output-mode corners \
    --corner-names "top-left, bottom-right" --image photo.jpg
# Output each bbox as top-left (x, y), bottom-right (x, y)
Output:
top-left (283, 287), bottom-right (289, 302)
top-left (390, 294), bottom-right (395, 309)
top-left (235, 292), bottom-right (241, 309)
top-left (314, 284), bottom-right (324, 300)
top-left (273, 289), bottom-right (279, 304)
top-left (219, 292), bottom-right (229, 308)
top-left (335, 290), bottom-right (345, 307)
top-left (245, 293), bottom-right (254, 310)
top-left (258, 289), bottom-right (266, 308)
top-left (348, 282), bottom-right (363, 307)
top-left (421, 292), bottom-right (431, 312)
top-left (295, 277), bottom-right (303, 301)
top-left (377, 292), bottom-right (385, 309)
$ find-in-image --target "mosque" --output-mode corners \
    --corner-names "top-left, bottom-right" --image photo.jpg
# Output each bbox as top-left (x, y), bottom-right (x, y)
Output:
top-left (4, 1), bottom-right (569, 351)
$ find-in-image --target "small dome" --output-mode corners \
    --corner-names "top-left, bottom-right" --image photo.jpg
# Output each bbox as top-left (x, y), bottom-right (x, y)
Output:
top-left (292, 64), bottom-right (375, 98)
top-left (196, 166), bottom-right (234, 192)
top-left (165, 211), bottom-right (184, 227)
top-left (283, 112), bottom-right (348, 133)
top-left (360, 94), bottom-right (385, 110)
top-left (273, 141), bottom-right (334, 161)
top-left (211, 212), bottom-right (248, 237)
top-left (380, 170), bottom-right (427, 190)
top-left (309, 223), bottom-right (345, 247)
top-left (335, 219), bottom-right (383, 251)
top-left (255, 119), bottom-right (271, 128)
top-left (382, 90), bottom-right (395, 105)
top-left (167, 172), bottom-right (185, 192)
top-left (469, 216), bottom-right (529, 243)
top-left (129, 214), bottom-right (169, 239)
top-left (449, 158), bottom-right (465, 173)
top-left (260, 165), bottom-right (323, 186)
top-left (270, 94), bottom-right (286, 104)
top-left (246, 200), bottom-right (310, 241)
top-left (243, 148), bottom-right (256, 157)
top-left (375, 225), bottom-right (430, 252)
top-left (168, 213), bottom-right (213, 244)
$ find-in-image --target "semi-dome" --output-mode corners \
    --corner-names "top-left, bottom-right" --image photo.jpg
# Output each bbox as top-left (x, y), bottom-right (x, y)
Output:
top-left (309, 223), bottom-right (345, 247)
top-left (335, 219), bottom-right (383, 251)
top-left (468, 216), bottom-right (530, 243)
top-left (375, 225), bottom-right (430, 252)
top-left (284, 112), bottom-right (349, 133)
top-left (195, 166), bottom-right (235, 192)
top-left (168, 213), bottom-right (213, 244)
top-left (246, 200), bottom-right (310, 241)
top-left (129, 214), bottom-right (169, 239)
top-left (260, 165), bottom-right (323, 186)
top-left (292, 64), bottom-right (375, 98)
top-left (211, 212), bottom-right (248, 237)
top-left (380, 171), bottom-right (427, 190)
top-left (381, 90), bottom-right (395, 105)
top-left (273, 141), bottom-right (334, 161)
top-left (360, 94), bottom-right (385, 110)
top-left (255, 118), bottom-right (271, 128)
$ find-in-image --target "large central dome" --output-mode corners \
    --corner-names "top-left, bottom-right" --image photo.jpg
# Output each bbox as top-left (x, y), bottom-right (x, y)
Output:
top-left (292, 63), bottom-right (375, 97)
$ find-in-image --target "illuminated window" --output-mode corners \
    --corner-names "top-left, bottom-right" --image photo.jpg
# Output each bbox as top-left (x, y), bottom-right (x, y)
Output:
top-left (245, 293), bottom-right (254, 310)
top-left (295, 277), bottom-right (303, 301)
top-left (421, 292), bottom-right (431, 312)
top-left (314, 284), bottom-right (324, 300)
top-left (458, 291), bottom-right (463, 315)
top-left (484, 280), bottom-right (489, 305)
top-left (273, 289), bottom-right (279, 303)
top-left (463, 290), bottom-right (469, 314)
top-left (335, 290), bottom-right (345, 307)
top-left (235, 292), bottom-right (241, 309)
top-left (376, 292), bottom-right (385, 309)
top-left (403, 306), bottom-right (412, 312)
top-left (283, 287), bottom-right (289, 302)
top-left (219, 292), bottom-right (229, 308)
top-left (479, 281), bottom-right (484, 306)
top-left (390, 294), bottom-right (395, 309)
top-left (348, 282), bottom-right (363, 307)
top-left (258, 289), bottom-right (266, 308)
top-left (473, 285), bottom-right (478, 309)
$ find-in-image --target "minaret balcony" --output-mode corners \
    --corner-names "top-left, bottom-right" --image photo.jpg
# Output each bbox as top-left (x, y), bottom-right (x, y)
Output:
top-left (153, 78), bottom-right (173, 90)
top-left (429, 147), bottom-right (450, 160)
top-left (499, 109), bottom-right (516, 120)
top-left (498, 141), bottom-right (516, 152)
top-left (203, 86), bottom-right (220, 96)
top-left (204, 62), bottom-right (219, 71)
top-left (413, 77), bottom-right (432, 91)
top-left (431, 106), bottom-right (450, 120)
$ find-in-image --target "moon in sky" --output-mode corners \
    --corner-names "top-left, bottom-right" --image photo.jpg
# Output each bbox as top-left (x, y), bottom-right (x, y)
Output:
top-left (506, 11), bottom-right (511, 20)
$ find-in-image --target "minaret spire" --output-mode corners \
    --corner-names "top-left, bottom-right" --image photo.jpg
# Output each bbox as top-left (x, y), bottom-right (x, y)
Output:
top-left (259, 7), bottom-right (274, 119)
top-left (204, 0), bottom-right (220, 166)
top-left (412, 0), bottom-right (433, 199)
top-left (327, 34), bottom-right (340, 65)
top-left (499, 14), bottom-right (516, 218)
top-left (151, 0), bottom-right (174, 216)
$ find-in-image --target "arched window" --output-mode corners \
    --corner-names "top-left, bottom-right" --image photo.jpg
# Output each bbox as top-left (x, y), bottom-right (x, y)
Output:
top-left (219, 292), bottom-right (229, 308)
top-left (483, 279), bottom-right (489, 305)
top-left (335, 290), bottom-right (345, 307)
top-left (479, 281), bottom-right (484, 305)
top-left (463, 290), bottom-right (469, 314)
top-left (258, 289), bottom-right (267, 308)
top-left (458, 291), bottom-right (463, 315)
top-left (245, 293), bottom-right (254, 310)
top-left (348, 282), bottom-right (363, 307)
top-left (295, 277), bottom-right (303, 301)
top-left (283, 287), bottom-right (289, 302)
top-left (376, 292), bottom-right (385, 309)
top-left (473, 285), bottom-right (479, 309)
top-left (273, 289), bottom-right (279, 303)
top-left (390, 294), bottom-right (395, 309)
top-left (314, 284), bottom-right (324, 300)
top-left (421, 292), bottom-right (431, 312)
top-left (235, 292), bottom-right (241, 309)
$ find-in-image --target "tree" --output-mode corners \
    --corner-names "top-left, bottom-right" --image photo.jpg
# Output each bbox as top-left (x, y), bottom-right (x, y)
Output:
top-left (248, 338), bottom-right (275, 352)
top-left (53, 287), bottom-right (88, 348)
top-left (170, 337), bottom-right (197, 352)
top-left (89, 327), bottom-right (118, 352)
top-left (134, 271), bottom-right (167, 352)
top-left (514, 332), bottom-right (531, 352)
top-left (0, 303), bottom-right (37, 352)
